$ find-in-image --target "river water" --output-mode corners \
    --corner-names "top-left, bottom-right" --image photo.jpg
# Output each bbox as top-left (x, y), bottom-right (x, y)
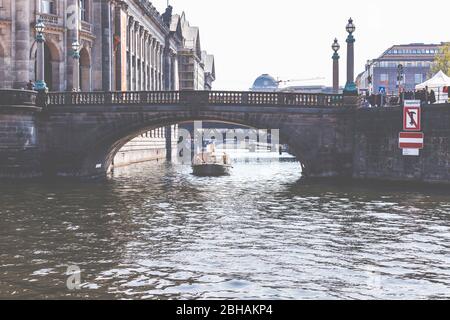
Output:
top-left (1, 152), bottom-right (450, 299)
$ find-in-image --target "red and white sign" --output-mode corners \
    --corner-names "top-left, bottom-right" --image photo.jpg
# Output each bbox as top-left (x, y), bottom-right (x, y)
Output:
top-left (399, 132), bottom-right (424, 149)
top-left (403, 100), bottom-right (421, 131)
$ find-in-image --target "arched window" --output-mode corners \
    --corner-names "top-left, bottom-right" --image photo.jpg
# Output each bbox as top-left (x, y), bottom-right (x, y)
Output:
top-left (79, 47), bottom-right (91, 91)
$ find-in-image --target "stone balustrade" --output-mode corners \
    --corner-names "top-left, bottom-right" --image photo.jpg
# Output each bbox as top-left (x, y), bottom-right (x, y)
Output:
top-left (40, 90), bottom-right (344, 108)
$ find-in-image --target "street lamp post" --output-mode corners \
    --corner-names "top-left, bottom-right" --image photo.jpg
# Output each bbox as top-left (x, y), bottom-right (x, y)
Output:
top-left (72, 40), bottom-right (81, 92)
top-left (397, 64), bottom-right (404, 103)
top-left (34, 19), bottom-right (47, 92)
top-left (344, 18), bottom-right (357, 94)
top-left (332, 38), bottom-right (340, 93)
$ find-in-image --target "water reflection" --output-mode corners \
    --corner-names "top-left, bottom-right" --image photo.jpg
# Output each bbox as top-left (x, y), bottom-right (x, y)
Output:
top-left (0, 153), bottom-right (450, 299)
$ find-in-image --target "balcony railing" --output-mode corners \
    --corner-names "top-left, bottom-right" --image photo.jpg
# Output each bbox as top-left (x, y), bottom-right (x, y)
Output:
top-left (37, 13), bottom-right (60, 26)
top-left (81, 21), bottom-right (92, 33)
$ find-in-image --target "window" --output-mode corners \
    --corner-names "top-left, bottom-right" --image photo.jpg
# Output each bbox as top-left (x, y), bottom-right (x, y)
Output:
top-left (414, 74), bottom-right (423, 84)
top-left (40, 0), bottom-right (55, 14)
top-left (80, 0), bottom-right (88, 22)
top-left (380, 74), bottom-right (389, 83)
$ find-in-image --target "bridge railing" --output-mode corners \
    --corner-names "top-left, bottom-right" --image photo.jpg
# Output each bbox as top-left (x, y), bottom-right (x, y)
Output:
top-left (46, 91), bottom-right (180, 106)
top-left (42, 91), bottom-right (343, 107)
top-left (207, 91), bottom-right (343, 107)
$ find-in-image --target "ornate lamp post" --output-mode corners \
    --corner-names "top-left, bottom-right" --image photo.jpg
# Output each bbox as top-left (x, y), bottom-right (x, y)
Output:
top-left (34, 19), bottom-right (47, 92)
top-left (332, 38), bottom-right (340, 93)
top-left (72, 40), bottom-right (81, 92)
top-left (344, 18), bottom-right (357, 94)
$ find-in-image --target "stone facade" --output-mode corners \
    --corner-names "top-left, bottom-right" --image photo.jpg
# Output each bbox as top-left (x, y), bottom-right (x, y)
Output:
top-left (0, 0), bottom-right (215, 92)
top-left (0, 1), bottom-right (216, 168)
top-left (353, 104), bottom-right (450, 184)
top-left (357, 43), bottom-right (443, 94)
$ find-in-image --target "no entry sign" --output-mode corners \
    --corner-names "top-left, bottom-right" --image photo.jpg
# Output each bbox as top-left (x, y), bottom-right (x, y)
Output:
top-left (403, 100), bottom-right (421, 131)
top-left (399, 132), bottom-right (424, 149)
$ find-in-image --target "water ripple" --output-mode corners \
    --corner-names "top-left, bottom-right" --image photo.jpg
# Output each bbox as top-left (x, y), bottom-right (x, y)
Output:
top-left (1, 158), bottom-right (450, 299)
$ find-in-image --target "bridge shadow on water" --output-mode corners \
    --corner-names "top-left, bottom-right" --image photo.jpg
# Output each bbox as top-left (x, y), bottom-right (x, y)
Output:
top-left (292, 175), bottom-right (450, 199)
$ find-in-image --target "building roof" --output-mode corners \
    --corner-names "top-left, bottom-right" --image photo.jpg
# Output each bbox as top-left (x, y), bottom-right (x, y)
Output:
top-left (173, 12), bottom-right (202, 57)
top-left (377, 43), bottom-right (442, 61)
top-left (202, 51), bottom-right (216, 79)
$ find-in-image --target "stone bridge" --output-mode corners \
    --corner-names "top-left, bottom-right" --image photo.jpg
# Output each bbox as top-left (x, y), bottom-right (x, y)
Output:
top-left (1, 89), bottom-right (449, 184)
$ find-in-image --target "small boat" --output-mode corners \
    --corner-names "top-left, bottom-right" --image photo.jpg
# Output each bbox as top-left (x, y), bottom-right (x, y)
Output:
top-left (192, 143), bottom-right (232, 177)
top-left (192, 163), bottom-right (232, 176)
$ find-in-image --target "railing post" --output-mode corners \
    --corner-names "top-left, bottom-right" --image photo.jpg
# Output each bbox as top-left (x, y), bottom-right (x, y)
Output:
top-left (343, 91), bottom-right (359, 108)
top-left (242, 92), bottom-right (249, 104)
top-left (105, 92), bottom-right (113, 105)
top-left (36, 91), bottom-right (47, 108)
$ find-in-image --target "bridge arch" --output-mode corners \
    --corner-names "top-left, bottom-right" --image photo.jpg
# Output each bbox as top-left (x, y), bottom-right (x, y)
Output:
top-left (87, 115), bottom-right (308, 178)
top-left (46, 113), bottom-right (318, 179)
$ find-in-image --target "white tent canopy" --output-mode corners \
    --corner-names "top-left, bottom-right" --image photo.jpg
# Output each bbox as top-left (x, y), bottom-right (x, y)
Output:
top-left (415, 70), bottom-right (450, 90)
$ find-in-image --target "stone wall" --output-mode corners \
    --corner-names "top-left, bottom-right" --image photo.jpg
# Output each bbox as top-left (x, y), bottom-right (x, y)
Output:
top-left (0, 105), bottom-right (42, 178)
top-left (113, 135), bottom-right (167, 168)
top-left (353, 104), bottom-right (450, 184)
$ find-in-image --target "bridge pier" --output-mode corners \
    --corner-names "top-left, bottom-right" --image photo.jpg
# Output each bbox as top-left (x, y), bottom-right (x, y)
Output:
top-left (0, 91), bottom-right (43, 178)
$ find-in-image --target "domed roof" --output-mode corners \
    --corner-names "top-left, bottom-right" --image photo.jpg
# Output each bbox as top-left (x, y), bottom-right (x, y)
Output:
top-left (252, 74), bottom-right (279, 91)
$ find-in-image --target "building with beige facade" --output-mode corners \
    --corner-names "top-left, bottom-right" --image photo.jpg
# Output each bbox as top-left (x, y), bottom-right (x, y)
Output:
top-left (0, 0), bottom-right (215, 92)
top-left (0, 0), bottom-right (215, 167)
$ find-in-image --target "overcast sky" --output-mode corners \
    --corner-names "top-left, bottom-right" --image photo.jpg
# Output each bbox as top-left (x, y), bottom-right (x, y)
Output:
top-left (152, 0), bottom-right (449, 90)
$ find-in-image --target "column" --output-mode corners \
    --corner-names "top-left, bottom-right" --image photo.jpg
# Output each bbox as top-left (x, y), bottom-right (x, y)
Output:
top-left (114, 2), bottom-right (128, 91)
top-left (128, 18), bottom-right (134, 91)
top-left (149, 38), bottom-right (153, 90)
top-left (155, 43), bottom-right (161, 91)
top-left (101, 0), bottom-right (112, 91)
top-left (147, 34), bottom-right (152, 91)
top-left (143, 32), bottom-right (148, 90)
top-left (154, 42), bottom-right (158, 90)
top-left (164, 49), bottom-right (172, 90)
top-left (134, 22), bottom-right (140, 91)
top-left (35, 20), bottom-right (47, 91)
top-left (165, 125), bottom-right (172, 161)
top-left (14, 0), bottom-right (31, 89)
top-left (173, 54), bottom-right (179, 90)
top-left (344, 18), bottom-right (357, 94)
top-left (160, 45), bottom-right (164, 90)
top-left (332, 39), bottom-right (340, 93)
